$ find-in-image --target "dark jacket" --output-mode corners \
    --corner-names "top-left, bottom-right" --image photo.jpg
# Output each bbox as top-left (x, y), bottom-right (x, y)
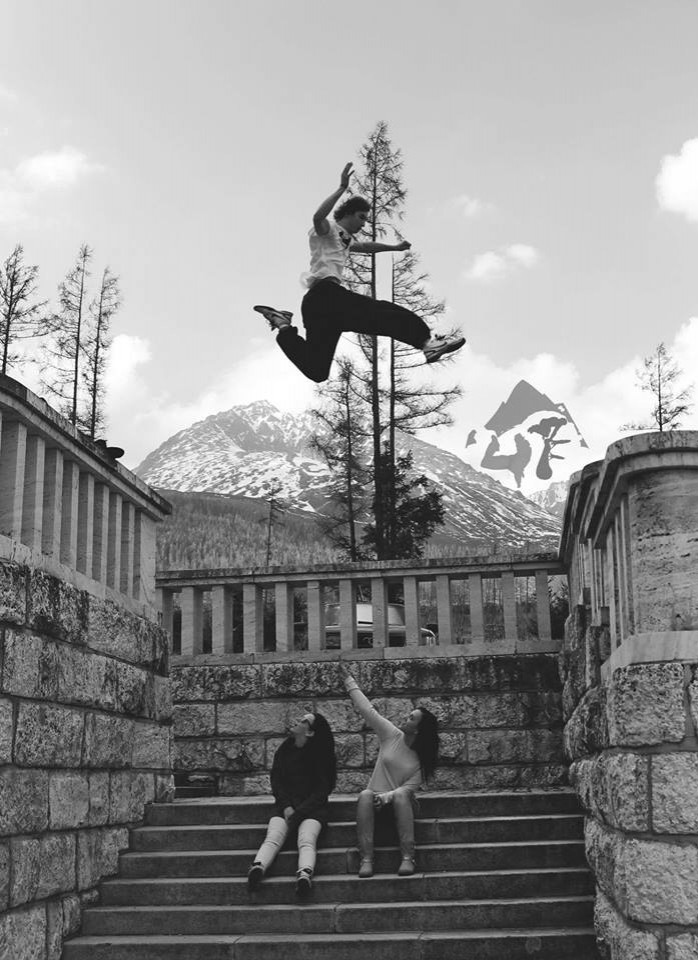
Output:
top-left (270, 738), bottom-right (332, 828)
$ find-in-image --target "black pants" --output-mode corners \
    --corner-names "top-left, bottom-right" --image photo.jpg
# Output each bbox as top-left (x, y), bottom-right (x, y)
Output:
top-left (276, 279), bottom-right (431, 383)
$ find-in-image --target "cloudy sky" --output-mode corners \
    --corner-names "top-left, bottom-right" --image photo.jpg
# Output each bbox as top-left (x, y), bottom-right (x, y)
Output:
top-left (2, 0), bottom-right (698, 494)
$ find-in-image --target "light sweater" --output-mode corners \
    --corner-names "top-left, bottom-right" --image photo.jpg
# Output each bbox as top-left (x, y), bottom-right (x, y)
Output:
top-left (348, 685), bottom-right (422, 797)
top-left (303, 221), bottom-right (354, 288)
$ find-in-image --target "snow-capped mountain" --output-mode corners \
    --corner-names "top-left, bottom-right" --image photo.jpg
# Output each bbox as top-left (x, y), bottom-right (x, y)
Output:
top-left (527, 480), bottom-right (571, 519)
top-left (136, 400), bottom-right (563, 549)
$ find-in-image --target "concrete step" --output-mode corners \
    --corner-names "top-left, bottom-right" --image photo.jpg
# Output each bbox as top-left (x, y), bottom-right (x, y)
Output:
top-left (82, 896), bottom-right (594, 936)
top-left (62, 927), bottom-right (597, 960)
top-left (146, 790), bottom-right (581, 826)
top-left (100, 866), bottom-right (593, 906)
top-left (119, 838), bottom-right (587, 879)
top-left (130, 813), bottom-right (583, 852)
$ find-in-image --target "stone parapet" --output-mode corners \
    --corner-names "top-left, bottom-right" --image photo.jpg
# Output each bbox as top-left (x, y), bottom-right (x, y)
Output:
top-left (172, 652), bottom-right (566, 795)
top-left (0, 556), bottom-right (173, 960)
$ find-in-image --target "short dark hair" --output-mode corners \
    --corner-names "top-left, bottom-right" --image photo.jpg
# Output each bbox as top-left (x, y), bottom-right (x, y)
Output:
top-left (334, 196), bottom-right (370, 221)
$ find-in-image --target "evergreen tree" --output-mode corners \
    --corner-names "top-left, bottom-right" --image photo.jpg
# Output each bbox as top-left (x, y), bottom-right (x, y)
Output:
top-left (0, 244), bottom-right (48, 376)
top-left (621, 342), bottom-right (693, 433)
top-left (80, 266), bottom-right (120, 439)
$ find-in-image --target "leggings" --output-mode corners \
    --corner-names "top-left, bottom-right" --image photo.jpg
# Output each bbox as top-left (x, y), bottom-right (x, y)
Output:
top-left (276, 279), bottom-right (431, 383)
top-left (254, 816), bottom-right (323, 873)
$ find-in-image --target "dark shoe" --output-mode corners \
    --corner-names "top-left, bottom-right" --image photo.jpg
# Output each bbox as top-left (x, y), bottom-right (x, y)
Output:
top-left (247, 862), bottom-right (265, 891)
top-left (423, 332), bottom-right (466, 363)
top-left (253, 304), bottom-right (293, 331)
top-left (358, 858), bottom-right (374, 878)
top-left (296, 868), bottom-right (313, 898)
top-left (397, 856), bottom-right (416, 876)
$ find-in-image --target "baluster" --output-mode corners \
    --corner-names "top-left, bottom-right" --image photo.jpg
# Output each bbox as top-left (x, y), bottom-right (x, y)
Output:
top-left (243, 582), bottom-right (264, 653)
top-left (77, 472), bottom-right (95, 576)
top-left (370, 577), bottom-right (388, 648)
top-left (120, 501), bottom-right (135, 596)
top-left (339, 578), bottom-right (357, 649)
top-left (60, 460), bottom-right (80, 567)
top-left (133, 509), bottom-right (156, 604)
top-left (403, 576), bottom-right (420, 646)
top-left (274, 582), bottom-right (294, 653)
top-left (435, 574), bottom-right (453, 645)
top-left (107, 491), bottom-right (123, 589)
top-left (42, 448), bottom-right (63, 558)
top-left (307, 579), bottom-right (325, 651)
top-left (92, 483), bottom-right (110, 584)
top-left (180, 586), bottom-right (203, 656)
top-left (469, 573), bottom-right (485, 643)
top-left (22, 434), bottom-right (45, 552)
top-left (0, 419), bottom-right (27, 541)
top-left (535, 569), bottom-right (553, 646)
top-left (502, 571), bottom-right (517, 650)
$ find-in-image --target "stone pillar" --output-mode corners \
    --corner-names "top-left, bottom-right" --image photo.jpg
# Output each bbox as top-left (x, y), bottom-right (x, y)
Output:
top-left (502, 571), bottom-right (517, 647)
top-left (435, 574), bottom-right (453, 645)
top-left (42, 447), bottom-right (63, 558)
top-left (180, 586), bottom-right (203, 656)
top-left (60, 460), bottom-right (80, 568)
top-left (274, 582), bottom-right (294, 653)
top-left (21, 433), bottom-right (45, 552)
top-left (133, 509), bottom-right (156, 604)
top-left (106, 491), bottom-right (122, 590)
top-left (338, 578), bottom-right (356, 649)
top-left (307, 579), bottom-right (325, 652)
top-left (243, 582), bottom-right (263, 654)
top-left (119, 501), bottom-right (135, 596)
top-left (77, 471), bottom-right (95, 576)
top-left (370, 577), bottom-right (388, 648)
top-left (535, 569), bottom-right (552, 643)
top-left (403, 575), bottom-right (420, 646)
top-left (0, 418), bottom-right (27, 540)
top-left (212, 585), bottom-right (234, 654)
top-left (469, 572), bottom-right (485, 640)
top-left (92, 483), bottom-right (110, 583)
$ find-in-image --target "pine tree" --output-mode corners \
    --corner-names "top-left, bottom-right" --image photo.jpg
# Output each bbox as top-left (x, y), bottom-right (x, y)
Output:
top-left (80, 266), bottom-right (120, 439)
top-left (621, 342), bottom-right (693, 433)
top-left (0, 244), bottom-right (48, 376)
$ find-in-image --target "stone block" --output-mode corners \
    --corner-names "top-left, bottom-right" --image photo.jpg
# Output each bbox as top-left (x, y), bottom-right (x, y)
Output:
top-left (57, 645), bottom-right (118, 711)
top-left (0, 840), bottom-right (8, 909)
top-left (14, 701), bottom-right (84, 766)
top-left (371, 698), bottom-right (411, 728)
top-left (109, 770), bottom-right (153, 823)
top-left (175, 737), bottom-right (265, 773)
top-left (335, 770), bottom-right (370, 794)
top-left (687, 668), bottom-right (698, 737)
top-left (624, 836), bottom-right (698, 924)
top-left (334, 733), bottom-right (365, 768)
top-left (217, 700), bottom-right (300, 736)
top-left (313, 698), bottom-right (374, 733)
top-left (116, 662), bottom-right (155, 717)
top-left (0, 697), bottom-right (12, 763)
top-left (89, 771), bottom-right (110, 826)
top-left (82, 712), bottom-right (134, 767)
top-left (0, 902), bottom-right (47, 960)
top-left (264, 737), bottom-right (284, 768)
top-left (0, 768), bottom-right (49, 835)
top-left (172, 702), bottom-right (216, 737)
top-left (261, 661), bottom-right (340, 698)
top-left (667, 934), bottom-right (698, 960)
top-left (132, 723), bottom-right (171, 769)
top-left (27, 568), bottom-right (88, 643)
top-left (62, 893), bottom-right (82, 937)
top-left (563, 685), bottom-right (609, 761)
top-left (76, 826), bottom-right (129, 890)
top-left (49, 770), bottom-right (90, 829)
top-left (606, 753), bottom-right (649, 831)
top-left (607, 662), bottom-right (686, 747)
top-left (9, 836), bottom-right (40, 906)
top-left (467, 728), bottom-right (563, 765)
top-left (219, 773), bottom-right (271, 795)
top-left (46, 899), bottom-right (63, 960)
top-left (585, 818), bottom-right (627, 912)
top-left (0, 560), bottom-right (27, 625)
top-left (154, 674), bottom-right (172, 721)
top-left (87, 597), bottom-right (163, 669)
top-left (652, 753), bottom-right (698, 833)
top-left (171, 662), bottom-right (259, 701)
top-left (1, 630), bottom-right (59, 699)
top-left (437, 732), bottom-right (469, 763)
top-left (37, 831), bottom-right (76, 898)
top-left (594, 889), bottom-right (660, 960)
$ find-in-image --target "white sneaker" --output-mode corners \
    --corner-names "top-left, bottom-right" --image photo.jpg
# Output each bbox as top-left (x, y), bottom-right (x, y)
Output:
top-left (253, 304), bottom-right (293, 331)
top-left (423, 332), bottom-right (466, 364)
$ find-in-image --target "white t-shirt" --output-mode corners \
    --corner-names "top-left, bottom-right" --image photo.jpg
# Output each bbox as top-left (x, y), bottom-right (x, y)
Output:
top-left (302, 221), bottom-right (354, 289)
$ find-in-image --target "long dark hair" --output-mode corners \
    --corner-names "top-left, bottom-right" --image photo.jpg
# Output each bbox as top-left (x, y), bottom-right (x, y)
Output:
top-left (309, 711), bottom-right (337, 792)
top-left (411, 706), bottom-right (439, 782)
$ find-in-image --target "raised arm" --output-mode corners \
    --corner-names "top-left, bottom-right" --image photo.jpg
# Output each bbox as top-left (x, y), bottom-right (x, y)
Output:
top-left (313, 163), bottom-right (353, 236)
top-left (340, 662), bottom-right (397, 740)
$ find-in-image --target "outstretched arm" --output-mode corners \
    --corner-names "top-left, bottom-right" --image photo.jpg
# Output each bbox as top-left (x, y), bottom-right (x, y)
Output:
top-left (351, 239), bottom-right (412, 254)
top-left (313, 163), bottom-right (353, 236)
top-left (340, 662), bottom-right (397, 739)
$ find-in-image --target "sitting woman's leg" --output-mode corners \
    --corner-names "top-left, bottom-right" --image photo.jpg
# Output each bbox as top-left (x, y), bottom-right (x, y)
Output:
top-left (296, 817), bottom-right (322, 896)
top-left (356, 788), bottom-right (376, 877)
top-left (248, 815), bottom-right (288, 889)
top-left (392, 786), bottom-right (416, 876)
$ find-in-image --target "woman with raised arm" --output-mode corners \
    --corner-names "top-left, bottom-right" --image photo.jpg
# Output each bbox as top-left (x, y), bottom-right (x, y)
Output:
top-left (246, 711), bottom-right (336, 898)
top-left (340, 662), bottom-right (439, 878)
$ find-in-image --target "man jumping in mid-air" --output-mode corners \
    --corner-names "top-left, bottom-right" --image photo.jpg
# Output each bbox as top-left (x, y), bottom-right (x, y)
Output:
top-left (254, 162), bottom-right (465, 383)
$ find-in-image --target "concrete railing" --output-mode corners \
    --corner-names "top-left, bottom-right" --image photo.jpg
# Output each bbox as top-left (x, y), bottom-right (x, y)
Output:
top-left (157, 553), bottom-right (566, 658)
top-left (0, 374), bottom-right (170, 617)
top-left (560, 430), bottom-right (698, 674)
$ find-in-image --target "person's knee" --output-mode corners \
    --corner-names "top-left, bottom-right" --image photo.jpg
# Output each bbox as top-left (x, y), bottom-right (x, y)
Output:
top-left (358, 789), bottom-right (374, 804)
top-left (392, 786), bottom-right (412, 807)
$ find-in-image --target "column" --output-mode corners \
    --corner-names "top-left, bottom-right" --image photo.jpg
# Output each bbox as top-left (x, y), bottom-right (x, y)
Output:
top-left (180, 586), bottom-right (203, 656)
top-left (106, 491), bottom-right (122, 589)
top-left (0, 419), bottom-right (27, 541)
top-left (274, 582), bottom-right (294, 653)
top-left (339, 578), bottom-right (357, 650)
top-left (158, 588), bottom-right (174, 638)
top-left (77, 472), bottom-right (95, 576)
top-left (133, 510), bottom-right (156, 604)
top-left (435, 574), bottom-right (453, 646)
top-left (535, 569), bottom-right (553, 643)
top-left (120, 501), bottom-right (135, 596)
top-left (403, 575), bottom-right (420, 647)
top-left (307, 579), bottom-right (325, 652)
top-left (92, 483), bottom-right (110, 584)
top-left (243, 582), bottom-right (264, 653)
top-left (42, 448), bottom-right (63, 558)
top-left (502, 571), bottom-right (517, 649)
top-left (469, 573), bottom-right (485, 641)
top-left (60, 460), bottom-right (80, 567)
top-left (370, 577), bottom-right (388, 649)
top-left (21, 434), bottom-right (45, 552)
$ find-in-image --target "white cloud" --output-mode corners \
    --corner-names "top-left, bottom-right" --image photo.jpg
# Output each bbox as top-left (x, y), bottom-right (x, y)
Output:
top-left (450, 194), bottom-right (490, 218)
top-left (0, 145), bottom-right (103, 223)
top-left (464, 244), bottom-right (540, 283)
top-left (656, 138), bottom-right (698, 223)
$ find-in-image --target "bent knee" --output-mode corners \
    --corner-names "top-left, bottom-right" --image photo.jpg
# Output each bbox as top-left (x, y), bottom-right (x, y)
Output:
top-left (392, 786), bottom-right (413, 805)
top-left (358, 789), bottom-right (374, 804)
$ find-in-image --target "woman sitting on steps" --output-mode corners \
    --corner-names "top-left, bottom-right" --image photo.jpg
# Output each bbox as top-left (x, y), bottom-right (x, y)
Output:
top-left (247, 711), bottom-right (336, 898)
top-left (340, 662), bottom-right (439, 877)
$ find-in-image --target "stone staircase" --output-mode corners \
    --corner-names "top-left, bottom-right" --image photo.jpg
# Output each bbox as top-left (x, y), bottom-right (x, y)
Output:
top-left (62, 790), bottom-right (598, 960)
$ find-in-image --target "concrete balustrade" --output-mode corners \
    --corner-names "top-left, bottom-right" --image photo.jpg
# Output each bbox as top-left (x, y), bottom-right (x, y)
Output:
top-left (0, 374), bottom-right (170, 617)
top-left (157, 553), bottom-right (565, 659)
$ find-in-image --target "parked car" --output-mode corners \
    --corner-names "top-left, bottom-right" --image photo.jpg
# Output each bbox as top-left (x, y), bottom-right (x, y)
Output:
top-left (324, 602), bottom-right (437, 649)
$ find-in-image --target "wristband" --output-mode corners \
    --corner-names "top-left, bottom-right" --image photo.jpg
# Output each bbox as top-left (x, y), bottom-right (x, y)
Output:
top-left (344, 679), bottom-right (359, 691)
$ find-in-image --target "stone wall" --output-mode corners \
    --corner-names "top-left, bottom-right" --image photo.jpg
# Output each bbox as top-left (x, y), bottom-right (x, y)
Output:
top-left (172, 652), bottom-right (565, 794)
top-left (0, 558), bottom-right (173, 959)
top-left (563, 603), bottom-right (698, 959)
